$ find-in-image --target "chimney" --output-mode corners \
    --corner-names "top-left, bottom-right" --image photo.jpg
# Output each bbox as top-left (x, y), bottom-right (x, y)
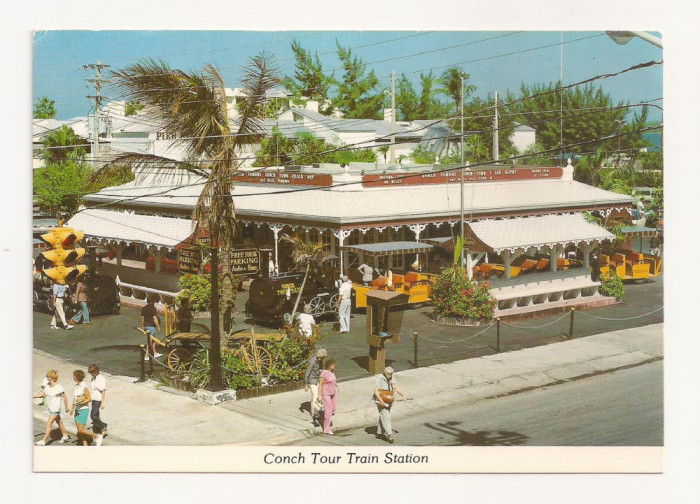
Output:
top-left (384, 108), bottom-right (394, 122)
top-left (306, 100), bottom-right (319, 113)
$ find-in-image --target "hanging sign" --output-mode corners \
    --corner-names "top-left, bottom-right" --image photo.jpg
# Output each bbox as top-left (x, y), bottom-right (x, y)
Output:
top-left (178, 248), bottom-right (202, 274)
top-left (229, 248), bottom-right (261, 275)
top-left (234, 171), bottom-right (333, 187)
top-left (362, 167), bottom-right (563, 187)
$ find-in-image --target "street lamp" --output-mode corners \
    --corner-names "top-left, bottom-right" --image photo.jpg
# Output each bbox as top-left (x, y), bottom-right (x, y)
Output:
top-left (606, 31), bottom-right (663, 49)
top-left (460, 72), bottom-right (465, 266)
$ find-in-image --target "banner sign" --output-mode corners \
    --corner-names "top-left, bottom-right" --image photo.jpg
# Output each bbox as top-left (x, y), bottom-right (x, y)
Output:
top-left (178, 247), bottom-right (202, 274)
top-left (362, 167), bottom-right (563, 187)
top-left (229, 248), bottom-right (261, 275)
top-left (234, 171), bottom-right (333, 187)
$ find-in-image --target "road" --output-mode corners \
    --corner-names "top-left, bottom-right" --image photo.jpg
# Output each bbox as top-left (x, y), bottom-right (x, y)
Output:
top-left (32, 275), bottom-right (664, 382)
top-left (286, 360), bottom-right (663, 446)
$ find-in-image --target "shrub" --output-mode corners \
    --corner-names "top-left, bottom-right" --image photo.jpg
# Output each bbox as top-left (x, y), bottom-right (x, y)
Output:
top-left (600, 270), bottom-right (625, 300)
top-left (431, 266), bottom-right (497, 321)
top-left (267, 330), bottom-right (326, 383)
top-left (176, 274), bottom-right (212, 312)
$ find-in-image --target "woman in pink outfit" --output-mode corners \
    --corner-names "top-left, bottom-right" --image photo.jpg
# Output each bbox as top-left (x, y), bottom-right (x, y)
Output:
top-left (317, 358), bottom-right (338, 435)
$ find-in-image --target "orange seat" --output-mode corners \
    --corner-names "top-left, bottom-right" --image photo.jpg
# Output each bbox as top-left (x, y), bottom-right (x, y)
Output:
top-left (536, 258), bottom-right (550, 271)
top-left (371, 276), bottom-right (387, 289)
top-left (520, 258), bottom-right (538, 273)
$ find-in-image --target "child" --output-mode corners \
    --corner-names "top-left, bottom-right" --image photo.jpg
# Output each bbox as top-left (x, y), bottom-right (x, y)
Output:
top-left (34, 370), bottom-right (70, 445)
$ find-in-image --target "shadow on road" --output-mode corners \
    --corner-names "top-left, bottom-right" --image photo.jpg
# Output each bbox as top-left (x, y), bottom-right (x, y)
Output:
top-left (424, 421), bottom-right (530, 446)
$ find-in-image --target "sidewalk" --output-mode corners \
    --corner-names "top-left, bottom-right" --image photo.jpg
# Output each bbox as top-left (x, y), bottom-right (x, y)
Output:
top-left (32, 323), bottom-right (663, 446)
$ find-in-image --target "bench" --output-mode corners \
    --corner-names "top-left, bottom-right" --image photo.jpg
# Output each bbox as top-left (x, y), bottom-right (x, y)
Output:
top-left (491, 274), bottom-right (601, 311)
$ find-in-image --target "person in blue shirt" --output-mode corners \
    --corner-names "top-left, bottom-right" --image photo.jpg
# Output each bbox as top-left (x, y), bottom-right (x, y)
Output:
top-left (50, 282), bottom-right (73, 330)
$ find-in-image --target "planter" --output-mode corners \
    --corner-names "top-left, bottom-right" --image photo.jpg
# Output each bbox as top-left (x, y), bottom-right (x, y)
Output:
top-left (432, 315), bottom-right (491, 327)
top-left (234, 380), bottom-right (305, 401)
top-left (168, 375), bottom-right (193, 392)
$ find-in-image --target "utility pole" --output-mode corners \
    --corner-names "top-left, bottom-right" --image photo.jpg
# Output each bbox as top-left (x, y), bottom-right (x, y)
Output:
top-left (84, 61), bottom-right (110, 168)
top-left (390, 70), bottom-right (396, 164)
top-left (493, 91), bottom-right (499, 161)
top-left (460, 73), bottom-right (465, 266)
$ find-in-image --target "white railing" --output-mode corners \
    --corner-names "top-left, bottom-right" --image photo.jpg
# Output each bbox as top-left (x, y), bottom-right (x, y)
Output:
top-left (115, 275), bottom-right (181, 306)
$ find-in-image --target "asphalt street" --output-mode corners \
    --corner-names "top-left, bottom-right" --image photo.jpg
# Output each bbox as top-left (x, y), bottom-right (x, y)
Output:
top-left (286, 360), bottom-right (664, 447)
top-left (32, 275), bottom-right (663, 382)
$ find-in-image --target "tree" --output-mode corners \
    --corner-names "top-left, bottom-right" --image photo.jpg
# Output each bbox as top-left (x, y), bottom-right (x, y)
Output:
top-left (280, 234), bottom-right (333, 322)
top-left (283, 40), bottom-right (334, 114)
top-left (125, 101), bottom-right (144, 116)
top-left (439, 67), bottom-right (476, 113)
top-left (41, 125), bottom-right (86, 165)
top-left (460, 96), bottom-right (514, 162)
top-left (396, 74), bottom-right (420, 121)
top-left (418, 71), bottom-right (450, 119)
top-left (34, 96), bottom-right (56, 119)
top-left (92, 55), bottom-right (279, 386)
top-left (33, 161), bottom-right (92, 217)
top-left (332, 42), bottom-right (384, 119)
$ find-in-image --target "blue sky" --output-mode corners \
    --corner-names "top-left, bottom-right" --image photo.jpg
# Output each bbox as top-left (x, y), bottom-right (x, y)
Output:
top-left (33, 30), bottom-right (663, 122)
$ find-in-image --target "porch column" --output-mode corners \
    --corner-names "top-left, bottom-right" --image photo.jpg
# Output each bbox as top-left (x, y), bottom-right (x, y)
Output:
top-left (148, 246), bottom-right (163, 274)
top-left (332, 229), bottom-right (352, 276)
top-left (110, 242), bottom-right (126, 268)
top-left (581, 242), bottom-right (597, 270)
top-left (503, 250), bottom-right (522, 280)
top-left (550, 246), bottom-right (564, 272)
top-left (409, 223), bottom-right (427, 271)
top-left (270, 224), bottom-right (283, 273)
top-left (466, 253), bottom-right (474, 279)
top-left (358, 230), bottom-right (365, 265)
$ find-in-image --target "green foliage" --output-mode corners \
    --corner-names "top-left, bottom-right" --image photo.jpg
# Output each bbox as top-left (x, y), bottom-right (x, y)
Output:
top-left (396, 74), bottom-right (420, 121)
top-left (85, 164), bottom-right (134, 193)
top-left (41, 125), bottom-right (86, 165)
top-left (125, 101), bottom-right (144, 116)
top-left (410, 145), bottom-right (438, 164)
top-left (34, 96), bottom-right (56, 119)
top-left (439, 67), bottom-right (476, 112)
top-left (638, 151), bottom-right (663, 171)
top-left (458, 97), bottom-right (514, 162)
top-left (267, 332), bottom-right (323, 383)
top-left (33, 161), bottom-right (92, 217)
top-left (634, 170), bottom-right (663, 188)
top-left (176, 274), bottom-right (212, 312)
top-left (177, 350), bottom-right (261, 390)
top-left (333, 42), bottom-right (384, 119)
top-left (283, 40), bottom-right (333, 115)
top-left (431, 266), bottom-right (497, 321)
top-left (253, 130), bottom-right (375, 167)
top-left (600, 270), bottom-right (625, 300)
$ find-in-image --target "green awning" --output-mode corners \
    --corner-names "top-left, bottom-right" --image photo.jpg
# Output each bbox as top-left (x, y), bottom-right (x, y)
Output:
top-left (341, 241), bottom-right (433, 257)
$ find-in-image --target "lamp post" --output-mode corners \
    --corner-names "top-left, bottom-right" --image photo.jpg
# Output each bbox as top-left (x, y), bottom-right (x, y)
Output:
top-left (460, 72), bottom-right (465, 266)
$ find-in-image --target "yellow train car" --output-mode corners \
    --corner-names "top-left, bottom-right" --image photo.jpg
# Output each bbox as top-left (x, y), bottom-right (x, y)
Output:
top-left (599, 251), bottom-right (662, 281)
top-left (353, 271), bottom-right (432, 308)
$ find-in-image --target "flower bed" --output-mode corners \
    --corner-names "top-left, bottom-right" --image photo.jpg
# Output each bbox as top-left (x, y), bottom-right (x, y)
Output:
top-left (431, 266), bottom-right (497, 322)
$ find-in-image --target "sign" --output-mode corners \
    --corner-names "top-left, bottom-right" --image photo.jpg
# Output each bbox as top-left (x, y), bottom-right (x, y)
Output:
top-left (229, 248), bottom-right (261, 275)
top-left (233, 171), bottom-right (333, 187)
top-left (178, 247), bottom-right (202, 274)
top-left (464, 238), bottom-right (475, 248)
top-left (362, 167), bottom-right (563, 187)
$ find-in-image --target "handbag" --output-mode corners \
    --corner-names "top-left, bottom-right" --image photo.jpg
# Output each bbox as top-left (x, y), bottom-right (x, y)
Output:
top-left (378, 389), bottom-right (394, 404)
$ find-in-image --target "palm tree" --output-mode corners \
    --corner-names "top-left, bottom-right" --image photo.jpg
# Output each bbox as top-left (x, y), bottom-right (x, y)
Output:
top-left (90, 54), bottom-right (279, 386)
top-left (439, 67), bottom-right (476, 113)
top-left (280, 234), bottom-right (333, 321)
top-left (41, 125), bottom-right (86, 164)
top-left (34, 96), bottom-right (56, 119)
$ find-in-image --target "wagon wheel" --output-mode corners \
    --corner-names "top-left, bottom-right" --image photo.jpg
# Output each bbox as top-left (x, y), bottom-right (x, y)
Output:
top-left (308, 296), bottom-right (326, 317)
top-left (243, 344), bottom-right (273, 375)
top-left (45, 296), bottom-right (54, 313)
top-left (328, 294), bottom-right (339, 312)
top-left (167, 347), bottom-right (192, 370)
top-left (33, 290), bottom-right (39, 309)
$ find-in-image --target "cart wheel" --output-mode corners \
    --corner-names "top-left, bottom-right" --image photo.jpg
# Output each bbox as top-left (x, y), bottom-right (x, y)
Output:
top-left (33, 290), bottom-right (39, 309)
top-left (45, 297), bottom-right (53, 313)
top-left (328, 294), bottom-right (339, 312)
top-left (308, 296), bottom-right (325, 317)
top-left (244, 345), bottom-right (273, 375)
top-left (167, 348), bottom-right (192, 370)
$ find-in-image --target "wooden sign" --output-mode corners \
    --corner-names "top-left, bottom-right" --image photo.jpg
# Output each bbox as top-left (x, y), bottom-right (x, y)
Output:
top-left (362, 167), bottom-right (563, 187)
top-left (178, 247), bottom-right (202, 274)
top-left (229, 248), bottom-right (261, 275)
top-left (234, 171), bottom-right (333, 187)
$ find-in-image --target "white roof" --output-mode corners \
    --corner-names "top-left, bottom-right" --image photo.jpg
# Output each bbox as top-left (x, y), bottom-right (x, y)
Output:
top-left (67, 208), bottom-right (195, 249)
top-left (84, 174), bottom-right (632, 227)
top-left (468, 213), bottom-right (616, 254)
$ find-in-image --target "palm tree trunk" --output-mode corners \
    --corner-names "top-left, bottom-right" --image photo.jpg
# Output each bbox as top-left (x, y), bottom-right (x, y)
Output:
top-left (291, 263), bottom-right (311, 320)
top-left (221, 250), bottom-right (233, 335)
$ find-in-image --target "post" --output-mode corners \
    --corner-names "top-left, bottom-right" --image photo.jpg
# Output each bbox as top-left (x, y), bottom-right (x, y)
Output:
top-left (390, 70), bottom-right (396, 164)
top-left (209, 246), bottom-right (223, 390)
top-left (569, 308), bottom-right (575, 339)
top-left (460, 73), bottom-right (465, 266)
top-left (135, 345), bottom-right (146, 383)
top-left (496, 318), bottom-right (501, 352)
top-left (413, 331), bottom-right (419, 368)
top-left (148, 345), bottom-right (154, 376)
top-left (493, 90), bottom-right (499, 161)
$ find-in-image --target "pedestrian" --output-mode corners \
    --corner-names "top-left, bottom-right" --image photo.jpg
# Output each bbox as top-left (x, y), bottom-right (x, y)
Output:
top-left (374, 366), bottom-right (407, 444)
top-left (141, 295), bottom-right (162, 359)
top-left (358, 263), bottom-right (374, 285)
top-left (34, 370), bottom-right (70, 445)
top-left (298, 304), bottom-right (317, 339)
top-left (87, 364), bottom-right (108, 435)
top-left (336, 275), bottom-right (352, 333)
top-left (304, 348), bottom-right (326, 426)
top-left (70, 274), bottom-right (90, 325)
top-left (317, 358), bottom-right (338, 435)
top-left (70, 370), bottom-right (103, 446)
top-left (50, 281), bottom-right (73, 330)
top-left (176, 297), bottom-right (193, 333)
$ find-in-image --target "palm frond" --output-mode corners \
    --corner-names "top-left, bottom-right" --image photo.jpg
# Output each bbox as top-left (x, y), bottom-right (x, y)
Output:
top-left (88, 152), bottom-right (209, 189)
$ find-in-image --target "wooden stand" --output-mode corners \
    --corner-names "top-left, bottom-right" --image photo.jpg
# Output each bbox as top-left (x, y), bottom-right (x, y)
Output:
top-left (365, 290), bottom-right (408, 374)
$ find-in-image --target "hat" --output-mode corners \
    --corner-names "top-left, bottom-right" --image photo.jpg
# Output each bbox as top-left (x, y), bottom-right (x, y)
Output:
top-left (316, 348), bottom-right (327, 358)
top-left (341, 275), bottom-right (349, 282)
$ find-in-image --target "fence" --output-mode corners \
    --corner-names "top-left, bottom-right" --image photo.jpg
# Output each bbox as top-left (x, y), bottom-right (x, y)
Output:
top-left (411, 306), bottom-right (664, 368)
